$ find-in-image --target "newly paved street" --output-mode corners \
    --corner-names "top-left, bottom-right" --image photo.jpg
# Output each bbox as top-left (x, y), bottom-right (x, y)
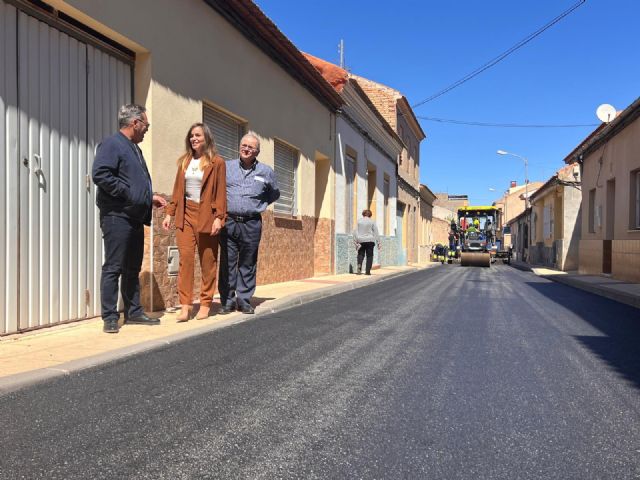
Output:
top-left (2, 265), bottom-right (640, 479)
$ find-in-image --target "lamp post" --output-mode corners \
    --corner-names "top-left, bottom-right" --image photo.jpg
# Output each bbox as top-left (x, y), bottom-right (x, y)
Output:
top-left (497, 150), bottom-right (529, 209)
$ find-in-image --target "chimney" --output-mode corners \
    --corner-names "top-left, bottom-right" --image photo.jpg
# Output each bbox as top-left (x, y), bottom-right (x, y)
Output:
top-left (510, 180), bottom-right (517, 188)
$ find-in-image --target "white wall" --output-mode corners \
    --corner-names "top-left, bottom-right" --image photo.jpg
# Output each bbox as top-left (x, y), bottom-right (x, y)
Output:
top-left (335, 116), bottom-right (397, 235)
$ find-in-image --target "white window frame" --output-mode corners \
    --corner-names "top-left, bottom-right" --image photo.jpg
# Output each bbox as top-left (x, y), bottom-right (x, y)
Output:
top-left (345, 153), bottom-right (356, 232)
top-left (273, 139), bottom-right (298, 217)
top-left (383, 176), bottom-right (390, 236)
top-left (203, 104), bottom-right (245, 161)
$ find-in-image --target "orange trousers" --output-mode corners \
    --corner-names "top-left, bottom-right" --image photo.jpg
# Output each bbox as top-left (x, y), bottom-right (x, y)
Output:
top-left (176, 200), bottom-right (218, 307)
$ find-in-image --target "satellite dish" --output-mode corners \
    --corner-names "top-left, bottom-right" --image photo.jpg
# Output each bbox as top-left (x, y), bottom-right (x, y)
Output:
top-left (596, 104), bottom-right (617, 123)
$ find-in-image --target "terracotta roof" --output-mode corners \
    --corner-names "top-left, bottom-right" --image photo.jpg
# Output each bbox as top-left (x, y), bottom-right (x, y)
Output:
top-left (204, 0), bottom-right (343, 111)
top-left (302, 53), bottom-right (348, 93)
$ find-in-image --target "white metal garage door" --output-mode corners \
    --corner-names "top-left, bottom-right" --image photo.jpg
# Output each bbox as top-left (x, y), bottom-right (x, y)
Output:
top-left (0, 2), bottom-right (132, 334)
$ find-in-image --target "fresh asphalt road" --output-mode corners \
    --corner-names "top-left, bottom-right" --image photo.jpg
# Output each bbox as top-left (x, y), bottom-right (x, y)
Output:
top-left (2, 265), bottom-right (640, 479)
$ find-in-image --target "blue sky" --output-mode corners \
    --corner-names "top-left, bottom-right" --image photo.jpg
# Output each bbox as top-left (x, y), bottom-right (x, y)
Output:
top-left (255, 0), bottom-right (639, 205)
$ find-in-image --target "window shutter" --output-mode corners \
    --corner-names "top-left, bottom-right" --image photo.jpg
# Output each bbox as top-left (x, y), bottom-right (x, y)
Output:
top-left (203, 106), bottom-right (245, 161)
top-left (274, 140), bottom-right (297, 216)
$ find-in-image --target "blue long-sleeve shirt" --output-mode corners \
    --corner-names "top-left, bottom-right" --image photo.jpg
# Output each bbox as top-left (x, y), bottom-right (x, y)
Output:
top-left (225, 159), bottom-right (280, 216)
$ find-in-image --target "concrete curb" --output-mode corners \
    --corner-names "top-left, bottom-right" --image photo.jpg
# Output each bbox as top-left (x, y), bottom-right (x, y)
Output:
top-left (255, 267), bottom-right (421, 314)
top-left (0, 266), bottom-right (423, 396)
top-left (539, 274), bottom-right (640, 310)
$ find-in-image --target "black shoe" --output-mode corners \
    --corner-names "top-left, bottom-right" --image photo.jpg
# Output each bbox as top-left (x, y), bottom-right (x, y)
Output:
top-left (126, 314), bottom-right (160, 325)
top-left (239, 304), bottom-right (255, 314)
top-left (219, 305), bottom-right (236, 315)
top-left (103, 319), bottom-right (119, 333)
top-left (365, 272), bottom-right (371, 275)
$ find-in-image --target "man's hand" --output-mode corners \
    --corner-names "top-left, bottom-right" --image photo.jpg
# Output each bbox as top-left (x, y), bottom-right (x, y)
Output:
top-left (211, 217), bottom-right (222, 236)
top-left (152, 194), bottom-right (167, 209)
top-left (161, 215), bottom-right (172, 231)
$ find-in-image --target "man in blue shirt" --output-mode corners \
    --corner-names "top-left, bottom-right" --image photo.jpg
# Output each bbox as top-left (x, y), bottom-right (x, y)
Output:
top-left (92, 104), bottom-right (167, 333)
top-left (219, 132), bottom-right (280, 314)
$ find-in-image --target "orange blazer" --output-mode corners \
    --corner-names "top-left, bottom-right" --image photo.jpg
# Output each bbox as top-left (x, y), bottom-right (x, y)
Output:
top-left (166, 155), bottom-right (227, 234)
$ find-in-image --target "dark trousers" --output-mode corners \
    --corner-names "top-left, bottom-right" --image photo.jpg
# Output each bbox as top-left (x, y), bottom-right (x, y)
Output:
top-left (357, 242), bottom-right (375, 274)
top-left (100, 215), bottom-right (145, 321)
top-left (219, 217), bottom-right (262, 308)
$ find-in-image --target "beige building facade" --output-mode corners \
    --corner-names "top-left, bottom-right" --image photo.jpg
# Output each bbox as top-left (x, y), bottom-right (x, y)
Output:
top-left (2, 0), bottom-right (343, 332)
top-left (565, 98), bottom-right (640, 281)
top-left (528, 164), bottom-right (582, 271)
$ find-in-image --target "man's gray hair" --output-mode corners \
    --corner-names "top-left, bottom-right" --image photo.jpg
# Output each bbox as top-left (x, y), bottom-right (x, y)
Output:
top-left (118, 104), bottom-right (146, 128)
top-left (241, 130), bottom-right (261, 151)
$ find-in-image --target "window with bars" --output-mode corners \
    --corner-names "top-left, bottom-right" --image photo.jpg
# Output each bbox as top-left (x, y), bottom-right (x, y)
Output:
top-left (345, 154), bottom-right (356, 232)
top-left (274, 139), bottom-right (298, 216)
top-left (203, 104), bottom-right (245, 161)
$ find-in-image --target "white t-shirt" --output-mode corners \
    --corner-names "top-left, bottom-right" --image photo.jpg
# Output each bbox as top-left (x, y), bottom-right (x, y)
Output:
top-left (185, 158), bottom-right (204, 202)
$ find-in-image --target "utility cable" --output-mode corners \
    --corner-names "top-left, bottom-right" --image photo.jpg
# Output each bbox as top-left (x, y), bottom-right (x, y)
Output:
top-left (417, 116), bottom-right (598, 128)
top-left (412, 0), bottom-right (586, 108)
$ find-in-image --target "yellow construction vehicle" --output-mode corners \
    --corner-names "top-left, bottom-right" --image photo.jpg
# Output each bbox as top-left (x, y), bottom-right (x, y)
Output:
top-left (456, 206), bottom-right (511, 267)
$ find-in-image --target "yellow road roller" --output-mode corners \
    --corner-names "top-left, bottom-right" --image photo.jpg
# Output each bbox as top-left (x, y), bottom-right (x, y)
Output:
top-left (456, 206), bottom-right (511, 267)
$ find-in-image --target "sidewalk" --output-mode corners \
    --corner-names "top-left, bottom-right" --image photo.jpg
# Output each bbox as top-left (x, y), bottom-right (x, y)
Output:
top-left (0, 265), bottom-right (427, 394)
top-left (511, 260), bottom-right (640, 310)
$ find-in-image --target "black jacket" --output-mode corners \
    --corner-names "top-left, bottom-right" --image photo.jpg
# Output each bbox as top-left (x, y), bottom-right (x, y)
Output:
top-left (92, 132), bottom-right (153, 225)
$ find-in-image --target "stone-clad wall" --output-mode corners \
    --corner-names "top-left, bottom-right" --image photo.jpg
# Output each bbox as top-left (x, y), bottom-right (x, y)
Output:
top-left (335, 234), bottom-right (399, 274)
top-left (141, 208), bottom-right (334, 311)
top-left (314, 218), bottom-right (334, 275)
top-left (257, 210), bottom-right (316, 284)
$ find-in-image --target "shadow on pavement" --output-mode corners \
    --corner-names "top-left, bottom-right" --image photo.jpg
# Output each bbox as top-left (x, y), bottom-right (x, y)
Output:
top-left (526, 281), bottom-right (640, 390)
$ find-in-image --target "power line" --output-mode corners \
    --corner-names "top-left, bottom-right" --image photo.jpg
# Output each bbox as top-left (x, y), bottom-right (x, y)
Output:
top-left (417, 115), bottom-right (598, 128)
top-left (412, 0), bottom-right (586, 108)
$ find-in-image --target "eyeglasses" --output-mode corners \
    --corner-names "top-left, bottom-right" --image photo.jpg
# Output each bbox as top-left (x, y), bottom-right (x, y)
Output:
top-left (135, 118), bottom-right (150, 129)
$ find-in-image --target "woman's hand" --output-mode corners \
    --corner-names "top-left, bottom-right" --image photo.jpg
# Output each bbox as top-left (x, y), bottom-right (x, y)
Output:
top-left (162, 215), bottom-right (172, 231)
top-left (211, 217), bottom-right (223, 236)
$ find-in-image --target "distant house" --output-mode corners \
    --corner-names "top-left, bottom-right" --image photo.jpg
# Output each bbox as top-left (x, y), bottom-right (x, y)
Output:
top-left (492, 181), bottom-right (544, 248)
top-left (565, 97), bottom-right (640, 281)
top-left (419, 184), bottom-right (449, 262)
top-left (528, 164), bottom-right (582, 271)
top-left (304, 54), bottom-right (402, 273)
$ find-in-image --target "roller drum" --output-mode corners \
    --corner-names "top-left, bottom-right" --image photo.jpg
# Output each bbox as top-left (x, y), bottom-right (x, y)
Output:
top-left (460, 252), bottom-right (491, 267)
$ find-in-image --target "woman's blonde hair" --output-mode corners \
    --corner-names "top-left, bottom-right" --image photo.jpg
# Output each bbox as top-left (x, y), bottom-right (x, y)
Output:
top-left (177, 122), bottom-right (218, 171)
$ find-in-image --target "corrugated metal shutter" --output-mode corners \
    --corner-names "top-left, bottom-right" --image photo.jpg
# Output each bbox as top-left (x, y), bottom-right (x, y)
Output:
top-left (0, 2), bottom-right (131, 334)
top-left (0, 1), bottom-right (19, 334)
top-left (87, 45), bottom-right (132, 321)
top-left (203, 105), bottom-right (244, 161)
top-left (274, 140), bottom-right (297, 216)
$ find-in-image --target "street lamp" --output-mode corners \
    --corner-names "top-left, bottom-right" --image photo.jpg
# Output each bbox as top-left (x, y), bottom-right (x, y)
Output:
top-left (497, 150), bottom-right (529, 209)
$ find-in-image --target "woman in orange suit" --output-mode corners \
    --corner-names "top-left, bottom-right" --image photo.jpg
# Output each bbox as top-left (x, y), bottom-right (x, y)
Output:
top-left (162, 123), bottom-right (227, 321)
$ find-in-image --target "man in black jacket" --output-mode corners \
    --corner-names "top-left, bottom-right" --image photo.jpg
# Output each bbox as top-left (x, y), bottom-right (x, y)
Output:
top-left (92, 104), bottom-right (166, 333)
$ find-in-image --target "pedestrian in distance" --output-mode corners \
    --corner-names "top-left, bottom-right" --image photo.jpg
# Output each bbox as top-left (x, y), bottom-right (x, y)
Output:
top-left (353, 209), bottom-right (380, 275)
top-left (218, 132), bottom-right (280, 315)
top-left (92, 104), bottom-right (167, 334)
top-left (162, 123), bottom-right (227, 322)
